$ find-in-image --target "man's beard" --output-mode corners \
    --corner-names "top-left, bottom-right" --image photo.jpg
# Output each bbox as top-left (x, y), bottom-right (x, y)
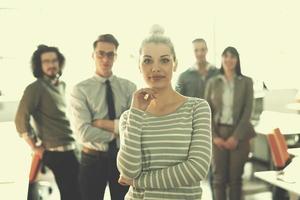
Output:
top-left (45, 72), bottom-right (60, 79)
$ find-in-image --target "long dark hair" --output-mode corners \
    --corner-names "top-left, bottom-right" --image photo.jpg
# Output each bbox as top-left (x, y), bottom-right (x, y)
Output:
top-left (31, 44), bottom-right (65, 78)
top-left (220, 46), bottom-right (243, 76)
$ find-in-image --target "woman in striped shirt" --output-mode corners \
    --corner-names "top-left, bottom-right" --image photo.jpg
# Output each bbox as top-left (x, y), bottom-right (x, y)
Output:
top-left (117, 25), bottom-right (212, 200)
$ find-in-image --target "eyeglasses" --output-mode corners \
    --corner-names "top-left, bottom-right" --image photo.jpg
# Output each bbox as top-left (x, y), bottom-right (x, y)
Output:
top-left (95, 51), bottom-right (117, 60)
top-left (41, 59), bottom-right (59, 65)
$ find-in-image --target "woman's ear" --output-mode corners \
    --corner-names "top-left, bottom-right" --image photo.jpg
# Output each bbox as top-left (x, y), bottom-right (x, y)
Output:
top-left (173, 60), bottom-right (178, 72)
top-left (138, 60), bottom-right (142, 73)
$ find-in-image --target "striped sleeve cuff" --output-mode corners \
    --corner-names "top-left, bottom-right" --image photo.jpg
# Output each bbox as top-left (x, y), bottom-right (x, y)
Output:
top-left (133, 173), bottom-right (144, 188)
top-left (133, 172), bottom-right (151, 189)
top-left (114, 119), bottom-right (120, 135)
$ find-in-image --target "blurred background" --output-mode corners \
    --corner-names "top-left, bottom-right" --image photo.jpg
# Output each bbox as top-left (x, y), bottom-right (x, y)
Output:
top-left (1, 0), bottom-right (300, 199)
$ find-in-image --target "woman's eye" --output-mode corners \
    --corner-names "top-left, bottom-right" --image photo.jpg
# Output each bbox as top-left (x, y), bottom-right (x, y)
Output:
top-left (143, 59), bottom-right (152, 64)
top-left (161, 58), bottom-right (170, 64)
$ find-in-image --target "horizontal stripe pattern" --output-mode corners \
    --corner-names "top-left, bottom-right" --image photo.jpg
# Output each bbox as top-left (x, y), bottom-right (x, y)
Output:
top-left (117, 97), bottom-right (212, 199)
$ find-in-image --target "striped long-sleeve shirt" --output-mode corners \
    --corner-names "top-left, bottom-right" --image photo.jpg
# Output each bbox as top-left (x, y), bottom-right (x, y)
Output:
top-left (117, 97), bottom-right (212, 200)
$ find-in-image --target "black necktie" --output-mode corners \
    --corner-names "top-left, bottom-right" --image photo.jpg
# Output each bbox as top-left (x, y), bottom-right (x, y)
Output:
top-left (105, 80), bottom-right (117, 155)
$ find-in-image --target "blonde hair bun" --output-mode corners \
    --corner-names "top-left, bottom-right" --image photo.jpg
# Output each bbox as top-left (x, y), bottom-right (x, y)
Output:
top-left (149, 24), bottom-right (165, 36)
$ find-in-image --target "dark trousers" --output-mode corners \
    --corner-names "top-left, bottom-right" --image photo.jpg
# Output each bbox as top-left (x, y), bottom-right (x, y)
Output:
top-left (212, 125), bottom-right (250, 200)
top-left (208, 167), bottom-right (215, 200)
top-left (79, 151), bottom-right (129, 200)
top-left (42, 150), bottom-right (81, 200)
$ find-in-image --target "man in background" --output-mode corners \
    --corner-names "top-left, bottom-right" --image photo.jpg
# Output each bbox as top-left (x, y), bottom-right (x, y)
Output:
top-left (15, 45), bottom-right (81, 200)
top-left (176, 38), bottom-right (218, 98)
top-left (70, 34), bottom-right (136, 200)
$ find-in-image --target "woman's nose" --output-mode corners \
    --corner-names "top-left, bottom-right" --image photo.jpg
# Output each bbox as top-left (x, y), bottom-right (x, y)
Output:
top-left (151, 63), bottom-right (161, 72)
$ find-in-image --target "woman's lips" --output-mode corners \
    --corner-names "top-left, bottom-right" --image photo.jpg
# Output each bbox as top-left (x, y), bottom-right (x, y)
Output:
top-left (150, 76), bottom-right (165, 80)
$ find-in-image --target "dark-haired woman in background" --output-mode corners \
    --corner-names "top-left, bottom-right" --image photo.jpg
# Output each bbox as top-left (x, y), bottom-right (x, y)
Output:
top-left (205, 47), bottom-right (256, 200)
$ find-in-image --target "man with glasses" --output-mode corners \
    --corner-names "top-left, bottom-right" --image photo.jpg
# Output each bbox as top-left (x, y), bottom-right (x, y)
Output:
top-left (70, 34), bottom-right (136, 200)
top-left (15, 45), bottom-right (81, 200)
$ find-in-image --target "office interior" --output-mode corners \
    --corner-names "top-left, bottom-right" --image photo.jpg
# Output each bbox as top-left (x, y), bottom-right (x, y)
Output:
top-left (1, 0), bottom-right (300, 199)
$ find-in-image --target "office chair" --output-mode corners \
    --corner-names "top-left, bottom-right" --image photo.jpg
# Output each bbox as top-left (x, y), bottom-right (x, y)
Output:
top-left (267, 128), bottom-right (293, 200)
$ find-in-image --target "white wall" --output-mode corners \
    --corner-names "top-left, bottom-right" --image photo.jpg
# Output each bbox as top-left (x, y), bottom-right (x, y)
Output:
top-left (1, 0), bottom-right (300, 100)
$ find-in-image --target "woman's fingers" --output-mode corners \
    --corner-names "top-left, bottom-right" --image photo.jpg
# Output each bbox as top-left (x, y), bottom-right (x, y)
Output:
top-left (118, 176), bottom-right (130, 186)
top-left (118, 181), bottom-right (129, 186)
top-left (132, 88), bottom-right (157, 110)
top-left (138, 88), bottom-right (157, 99)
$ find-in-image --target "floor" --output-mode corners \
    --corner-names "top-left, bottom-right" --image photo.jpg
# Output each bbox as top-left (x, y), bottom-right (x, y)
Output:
top-left (47, 181), bottom-right (272, 200)
top-left (41, 162), bottom-right (273, 200)
top-left (100, 180), bottom-right (272, 200)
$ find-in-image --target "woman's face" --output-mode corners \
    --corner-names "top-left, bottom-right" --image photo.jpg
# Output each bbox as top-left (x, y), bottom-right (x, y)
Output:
top-left (222, 52), bottom-right (238, 73)
top-left (139, 43), bottom-right (177, 89)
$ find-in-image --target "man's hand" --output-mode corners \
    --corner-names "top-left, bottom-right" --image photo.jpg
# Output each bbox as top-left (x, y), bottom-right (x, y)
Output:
top-left (33, 146), bottom-right (45, 159)
top-left (22, 133), bottom-right (45, 158)
top-left (118, 176), bottom-right (133, 186)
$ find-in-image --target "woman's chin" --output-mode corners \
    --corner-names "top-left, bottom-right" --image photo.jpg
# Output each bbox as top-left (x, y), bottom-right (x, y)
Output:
top-left (145, 80), bottom-right (170, 90)
top-left (148, 84), bottom-right (167, 90)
